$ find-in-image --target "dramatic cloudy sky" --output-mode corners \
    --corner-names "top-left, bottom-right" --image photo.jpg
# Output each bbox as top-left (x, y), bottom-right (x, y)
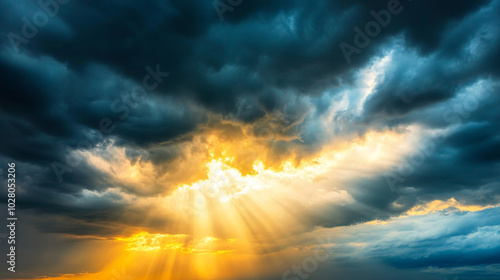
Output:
top-left (1, 0), bottom-right (499, 279)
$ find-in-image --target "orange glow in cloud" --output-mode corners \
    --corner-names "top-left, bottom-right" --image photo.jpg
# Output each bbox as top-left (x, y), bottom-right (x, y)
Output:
top-left (23, 126), bottom-right (430, 280)
top-left (115, 232), bottom-right (235, 255)
top-left (406, 198), bottom-right (499, 216)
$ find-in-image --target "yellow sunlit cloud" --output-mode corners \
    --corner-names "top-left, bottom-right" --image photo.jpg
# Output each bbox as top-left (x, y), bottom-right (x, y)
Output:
top-left (115, 232), bottom-right (235, 255)
top-left (406, 198), bottom-right (499, 216)
top-left (35, 124), bottom-right (430, 280)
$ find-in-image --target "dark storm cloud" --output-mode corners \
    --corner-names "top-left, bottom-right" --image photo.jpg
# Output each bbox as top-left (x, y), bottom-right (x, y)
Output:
top-left (362, 2), bottom-right (500, 118)
top-left (4, 0), bottom-right (494, 115)
top-left (325, 90), bottom-right (500, 226)
top-left (374, 208), bottom-right (500, 269)
top-left (2, 0), bottom-right (497, 152)
top-left (306, 207), bottom-right (500, 279)
top-left (0, 0), bottom-right (499, 261)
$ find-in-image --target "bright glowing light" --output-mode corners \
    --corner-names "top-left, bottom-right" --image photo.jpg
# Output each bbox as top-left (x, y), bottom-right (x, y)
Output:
top-left (115, 232), bottom-right (235, 255)
top-left (406, 198), bottom-right (499, 216)
top-left (52, 126), bottom-right (430, 280)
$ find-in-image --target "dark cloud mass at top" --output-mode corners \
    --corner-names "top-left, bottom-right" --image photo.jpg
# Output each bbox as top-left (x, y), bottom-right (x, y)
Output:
top-left (0, 0), bottom-right (500, 279)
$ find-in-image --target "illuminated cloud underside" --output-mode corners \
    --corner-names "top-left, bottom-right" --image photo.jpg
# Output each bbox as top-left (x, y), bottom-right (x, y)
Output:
top-left (1, 0), bottom-right (500, 279)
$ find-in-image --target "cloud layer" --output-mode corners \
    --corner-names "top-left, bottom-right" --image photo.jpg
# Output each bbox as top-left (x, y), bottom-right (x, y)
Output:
top-left (1, 0), bottom-right (500, 279)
